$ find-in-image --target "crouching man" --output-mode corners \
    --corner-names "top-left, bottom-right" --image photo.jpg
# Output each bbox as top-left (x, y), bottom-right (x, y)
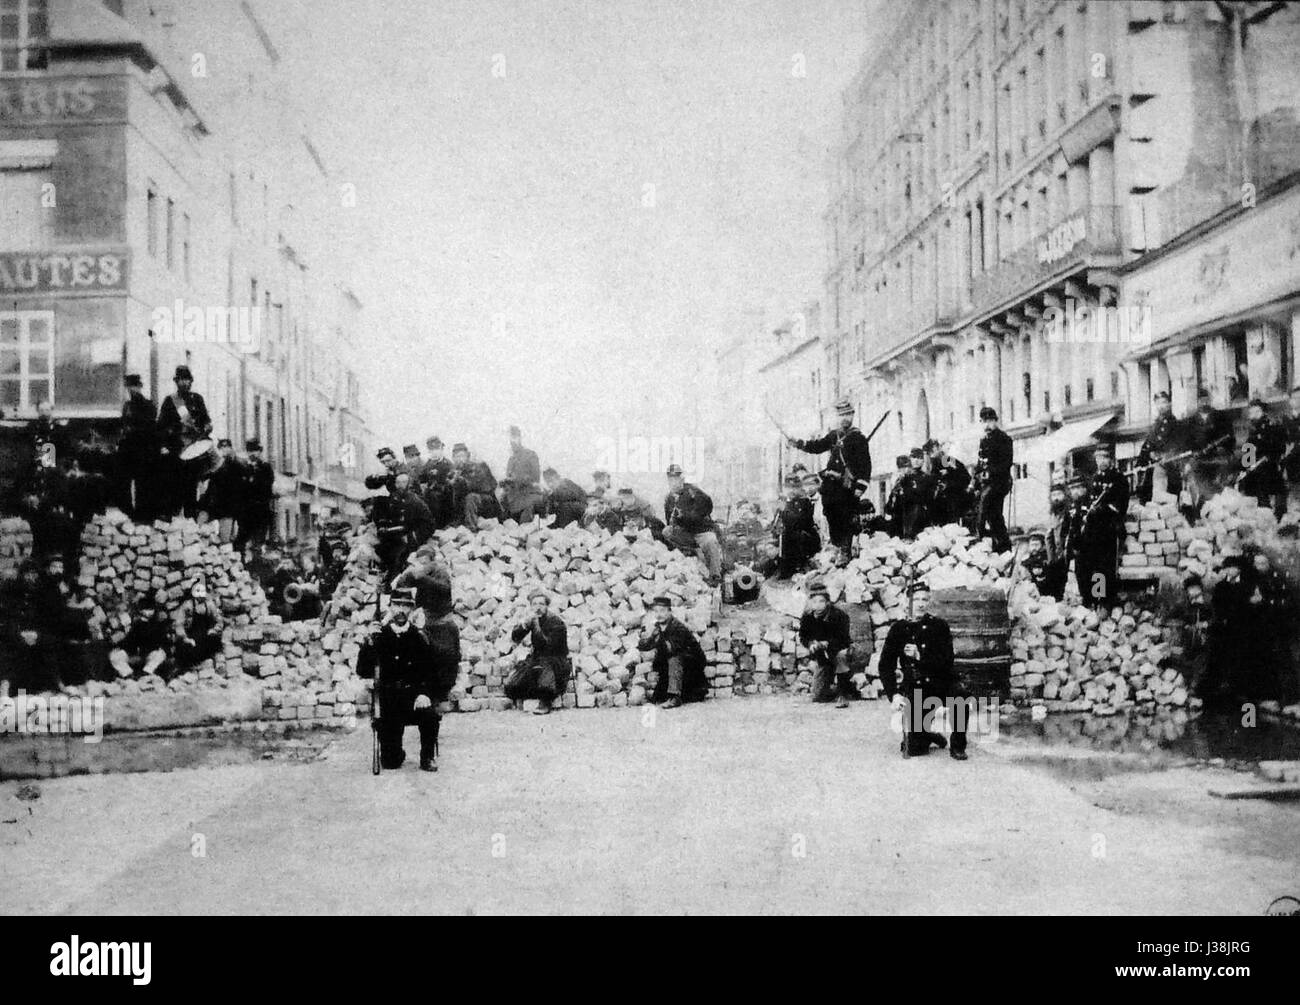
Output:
top-left (109, 596), bottom-right (173, 680)
top-left (357, 588), bottom-right (443, 772)
top-left (174, 579), bottom-right (223, 671)
top-left (633, 595), bottom-right (708, 708)
top-left (504, 590), bottom-right (571, 715)
top-left (877, 570), bottom-right (968, 760)
top-left (800, 581), bottom-right (854, 708)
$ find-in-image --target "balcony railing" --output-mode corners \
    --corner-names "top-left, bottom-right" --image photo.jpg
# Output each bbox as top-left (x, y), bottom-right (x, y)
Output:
top-left (971, 204), bottom-right (1122, 312)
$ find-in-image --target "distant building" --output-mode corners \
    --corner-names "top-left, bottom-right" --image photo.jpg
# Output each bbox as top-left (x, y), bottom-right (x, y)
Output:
top-left (0, 0), bottom-right (375, 532)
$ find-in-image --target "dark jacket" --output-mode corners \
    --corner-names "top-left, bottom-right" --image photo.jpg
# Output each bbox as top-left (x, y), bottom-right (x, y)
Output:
top-left (119, 393), bottom-right (158, 462)
top-left (977, 428), bottom-right (1014, 490)
top-left (878, 614), bottom-right (955, 698)
top-left (799, 605), bottom-right (852, 663)
top-left (202, 456), bottom-right (245, 518)
top-left (424, 614), bottom-right (461, 702)
top-left (122, 614), bottom-right (172, 658)
top-left (931, 458), bottom-right (972, 523)
top-left (391, 491), bottom-right (434, 547)
top-left (546, 478), bottom-right (588, 527)
top-left (637, 615), bottom-right (708, 702)
top-left (664, 483), bottom-right (716, 534)
top-left (503, 447), bottom-right (542, 512)
top-left (1082, 467), bottom-right (1130, 544)
top-left (392, 559), bottom-right (453, 618)
top-left (793, 426), bottom-right (872, 487)
top-left (453, 460), bottom-right (496, 495)
top-left (157, 390), bottom-right (212, 452)
top-left (356, 622), bottom-right (437, 699)
top-left (1240, 416), bottom-right (1287, 495)
top-left (511, 612), bottom-right (571, 666)
top-left (240, 457), bottom-right (275, 520)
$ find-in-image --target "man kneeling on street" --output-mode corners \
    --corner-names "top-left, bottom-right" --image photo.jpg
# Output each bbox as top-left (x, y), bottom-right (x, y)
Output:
top-left (878, 569), bottom-right (968, 760)
top-left (800, 581), bottom-right (855, 708)
top-left (504, 590), bottom-right (572, 715)
top-left (357, 588), bottom-right (444, 771)
top-left (633, 595), bottom-right (708, 708)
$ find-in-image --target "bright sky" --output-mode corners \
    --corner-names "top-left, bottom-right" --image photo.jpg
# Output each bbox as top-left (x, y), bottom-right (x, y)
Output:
top-left (260, 0), bottom-right (878, 481)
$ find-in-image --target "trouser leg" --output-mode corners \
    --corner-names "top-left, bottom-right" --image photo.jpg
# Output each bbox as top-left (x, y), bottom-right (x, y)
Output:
top-left (695, 531), bottom-right (722, 580)
top-left (665, 655), bottom-right (685, 697)
top-left (416, 708), bottom-right (440, 761)
top-left (811, 660), bottom-right (835, 701)
top-left (378, 711), bottom-right (407, 768)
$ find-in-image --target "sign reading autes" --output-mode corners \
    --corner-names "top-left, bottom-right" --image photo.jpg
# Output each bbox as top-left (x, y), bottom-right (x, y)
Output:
top-left (0, 251), bottom-right (130, 295)
top-left (0, 76), bottom-right (128, 125)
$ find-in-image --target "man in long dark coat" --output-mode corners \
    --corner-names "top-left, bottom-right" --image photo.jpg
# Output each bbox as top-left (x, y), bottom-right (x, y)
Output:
top-left (116, 373), bottom-right (159, 520)
top-left (634, 595), bottom-right (708, 708)
top-left (787, 397), bottom-right (872, 564)
top-left (504, 591), bottom-right (572, 715)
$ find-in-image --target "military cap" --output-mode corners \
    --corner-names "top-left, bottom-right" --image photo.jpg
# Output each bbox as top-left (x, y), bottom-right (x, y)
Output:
top-left (451, 442), bottom-right (469, 453)
top-left (542, 467), bottom-right (558, 478)
top-left (123, 373), bottom-right (143, 388)
top-left (389, 587), bottom-right (417, 606)
top-left (806, 581), bottom-right (829, 598)
top-left (527, 588), bottom-right (550, 602)
top-left (1196, 386), bottom-right (1211, 399)
top-left (784, 473), bottom-right (802, 487)
top-left (617, 486), bottom-right (634, 495)
top-left (402, 444), bottom-right (420, 456)
top-left (376, 447), bottom-right (396, 460)
top-left (1067, 475), bottom-right (1087, 488)
top-left (508, 425), bottom-right (521, 437)
top-left (650, 595), bottom-right (673, 608)
top-left (1092, 443), bottom-right (1114, 455)
top-left (909, 447), bottom-right (924, 458)
top-left (593, 469), bottom-right (610, 480)
top-left (833, 397), bottom-right (854, 415)
top-left (245, 439), bottom-right (263, 452)
top-left (666, 463), bottom-right (683, 477)
top-left (979, 406), bottom-right (998, 421)
top-left (174, 365), bottom-right (194, 381)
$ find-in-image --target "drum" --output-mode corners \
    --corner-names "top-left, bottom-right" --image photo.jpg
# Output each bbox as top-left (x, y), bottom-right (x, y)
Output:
top-left (179, 438), bottom-right (217, 479)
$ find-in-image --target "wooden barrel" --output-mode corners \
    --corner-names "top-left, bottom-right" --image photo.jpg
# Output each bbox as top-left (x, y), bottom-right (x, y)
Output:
top-left (926, 587), bottom-right (1011, 698)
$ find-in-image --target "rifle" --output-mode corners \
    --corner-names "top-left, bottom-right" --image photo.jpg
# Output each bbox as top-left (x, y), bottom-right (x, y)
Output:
top-left (816, 411), bottom-right (891, 491)
top-left (1127, 435), bottom-right (1231, 475)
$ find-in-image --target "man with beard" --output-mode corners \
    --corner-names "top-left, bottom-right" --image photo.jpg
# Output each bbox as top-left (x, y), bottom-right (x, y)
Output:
top-left (927, 440), bottom-right (972, 527)
top-left (787, 397), bottom-right (872, 565)
top-left (772, 474), bottom-right (819, 578)
top-left (418, 437), bottom-right (456, 529)
top-left (975, 407), bottom-right (1013, 552)
top-left (236, 439), bottom-right (275, 557)
top-left (633, 595), bottom-right (709, 708)
top-left (173, 579), bottom-right (224, 672)
top-left (357, 589), bottom-right (443, 772)
top-left (1238, 398), bottom-right (1287, 518)
top-left (116, 374), bottom-right (159, 520)
top-left (542, 467), bottom-right (588, 528)
top-left (1042, 479), bottom-right (1071, 601)
top-left (156, 365), bottom-right (213, 517)
top-left (200, 439), bottom-right (244, 543)
top-left (364, 447), bottom-right (406, 495)
top-left (450, 443), bottom-right (499, 529)
top-left (501, 425), bottom-right (544, 522)
top-left (505, 590), bottom-right (572, 715)
top-left (799, 581), bottom-right (855, 708)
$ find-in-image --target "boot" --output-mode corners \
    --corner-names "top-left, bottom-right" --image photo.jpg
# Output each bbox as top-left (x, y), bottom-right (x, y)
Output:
top-left (662, 696), bottom-right (682, 709)
top-left (420, 756), bottom-right (437, 771)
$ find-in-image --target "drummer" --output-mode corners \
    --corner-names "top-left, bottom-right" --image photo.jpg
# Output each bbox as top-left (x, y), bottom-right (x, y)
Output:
top-left (157, 365), bottom-right (213, 518)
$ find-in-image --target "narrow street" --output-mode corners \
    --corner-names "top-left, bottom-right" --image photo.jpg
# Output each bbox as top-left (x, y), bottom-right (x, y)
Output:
top-left (4, 699), bottom-right (1296, 915)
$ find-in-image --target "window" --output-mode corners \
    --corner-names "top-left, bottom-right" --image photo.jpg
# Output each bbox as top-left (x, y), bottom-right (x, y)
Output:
top-left (0, 167), bottom-right (54, 246)
top-left (0, 311), bottom-right (54, 416)
top-left (1085, 377), bottom-right (1095, 402)
top-left (181, 213), bottom-right (191, 283)
top-left (1064, 384), bottom-right (1073, 407)
top-left (146, 184), bottom-right (159, 257)
top-left (165, 197), bottom-right (175, 269)
top-left (0, 0), bottom-right (48, 71)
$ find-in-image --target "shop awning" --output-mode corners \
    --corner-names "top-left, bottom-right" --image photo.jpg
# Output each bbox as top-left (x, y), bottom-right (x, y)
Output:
top-left (1018, 411), bottom-right (1118, 468)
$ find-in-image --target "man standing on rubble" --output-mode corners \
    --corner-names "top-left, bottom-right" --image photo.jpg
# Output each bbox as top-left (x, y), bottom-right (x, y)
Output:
top-left (1182, 387), bottom-right (1234, 518)
top-left (1137, 390), bottom-right (1182, 502)
top-left (975, 407), bottom-right (1014, 553)
top-left (1238, 398), bottom-right (1287, 518)
top-left (787, 397), bottom-right (871, 565)
top-left (663, 463), bottom-right (723, 584)
top-left (419, 437), bottom-right (456, 529)
top-left (236, 439), bottom-right (275, 558)
top-left (1075, 445), bottom-right (1129, 609)
top-left (504, 590), bottom-right (572, 715)
top-left (927, 440), bottom-right (972, 527)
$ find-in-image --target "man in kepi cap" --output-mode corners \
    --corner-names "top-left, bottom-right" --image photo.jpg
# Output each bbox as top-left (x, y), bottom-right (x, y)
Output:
top-left (1137, 389), bottom-right (1182, 502)
top-left (799, 581), bottom-right (858, 708)
top-left (975, 406), bottom-right (1013, 552)
top-left (1075, 443), bottom-right (1129, 609)
top-left (200, 438), bottom-right (244, 544)
top-left (236, 439), bottom-right (276, 559)
top-left (663, 463), bottom-right (723, 584)
top-left (504, 590), bottom-right (572, 714)
top-left (364, 447), bottom-right (406, 496)
top-left (787, 397), bottom-right (872, 565)
top-left (632, 595), bottom-right (709, 708)
top-left (116, 372), bottom-right (158, 521)
top-left (156, 364), bottom-right (213, 517)
top-left (419, 436), bottom-right (456, 529)
top-left (357, 588), bottom-right (446, 772)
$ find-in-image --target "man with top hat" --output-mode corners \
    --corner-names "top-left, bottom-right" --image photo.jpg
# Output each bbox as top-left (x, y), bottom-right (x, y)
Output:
top-left (800, 580), bottom-right (857, 708)
top-left (357, 587), bottom-right (444, 772)
top-left (878, 567), bottom-right (967, 760)
top-left (663, 463), bottom-right (723, 584)
top-left (1238, 398), bottom-right (1287, 518)
top-left (787, 397), bottom-right (872, 564)
top-left (1075, 444), bottom-right (1129, 609)
top-left (116, 373), bottom-right (158, 520)
top-left (504, 590), bottom-right (572, 714)
top-left (200, 438), bottom-right (244, 543)
top-left (449, 442), bottom-right (499, 528)
top-left (501, 425), bottom-right (543, 522)
top-left (633, 594), bottom-right (708, 708)
top-left (236, 439), bottom-right (275, 556)
top-left (365, 446), bottom-right (406, 495)
top-left (772, 473), bottom-right (819, 578)
top-left (975, 406), bottom-right (1013, 552)
top-left (1137, 390), bottom-right (1182, 502)
top-left (418, 436), bottom-right (456, 529)
top-left (156, 364), bottom-right (212, 517)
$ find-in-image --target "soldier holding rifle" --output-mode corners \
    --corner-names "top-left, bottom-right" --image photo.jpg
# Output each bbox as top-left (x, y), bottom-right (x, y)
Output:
top-left (786, 398), bottom-right (877, 565)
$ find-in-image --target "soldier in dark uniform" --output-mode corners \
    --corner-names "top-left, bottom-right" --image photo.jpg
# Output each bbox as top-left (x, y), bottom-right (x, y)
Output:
top-left (376, 473), bottom-right (433, 581)
top-left (663, 464), bottom-right (722, 583)
top-left (156, 365), bottom-right (213, 518)
top-left (419, 437), bottom-right (456, 529)
top-left (504, 590), bottom-right (572, 714)
top-left (1136, 390), bottom-right (1182, 502)
top-left (1074, 445), bottom-right (1129, 609)
top-left (633, 595), bottom-right (709, 708)
top-left (173, 579), bottom-right (224, 673)
top-left (927, 440), bottom-right (972, 527)
top-left (1020, 533), bottom-right (1052, 597)
top-left (116, 374), bottom-right (158, 520)
top-left (787, 397), bottom-right (872, 565)
top-left (542, 467), bottom-right (588, 528)
top-left (799, 580), bottom-right (855, 708)
top-left (772, 474), bottom-right (819, 578)
top-left (200, 439), bottom-right (244, 543)
top-left (1064, 475), bottom-right (1089, 603)
top-left (614, 487), bottom-right (665, 540)
top-left (356, 588), bottom-right (445, 772)
top-left (1283, 389), bottom-right (1300, 514)
top-left (1238, 398), bottom-right (1287, 518)
top-left (502, 425), bottom-right (544, 522)
top-left (887, 449), bottom-right (932, 539)
top-left (878, 572), bottom-right (967, 760)
top-left (364, 446), bottom-right (406, 495)
top-left (236, 439), bottom-right (275, 557)
top-left (975, 406), bottom-right (1014, 552)
top-left (1042, 479), bottom-right (1071, 600)
top-left (1182, 386), bottom-right (1234, 519)
top-left (449, 443), bottom-right (499, 529)
top-left (391, 546), bottom-right (453, 627)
